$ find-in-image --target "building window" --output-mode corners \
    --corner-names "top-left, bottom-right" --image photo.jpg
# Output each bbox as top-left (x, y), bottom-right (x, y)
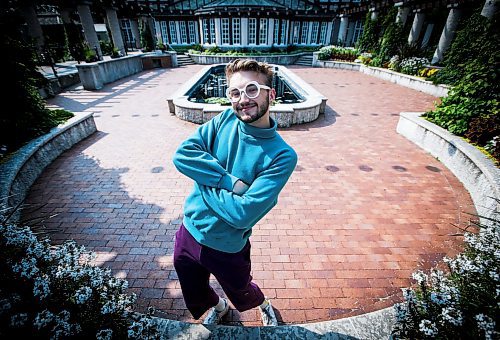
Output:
top-left (249, 18), bottom-right (257, 45)
top-left (352, 20), bottom-right (363, 45)
top-left (121, 19), bottom-right (133, 44)
top-left (222, 18), bottom-right (230, 44)
top-left (232, 18), bottom-right (240, 44)
top-left (320, 22), bottom-right (328, 45)
top-left (188, 21), bottom-right (196, 44)
top-left (179, 21), bottom-right (187, 44)
top-left (209, 18), bottom-right (216, 44)
top-left (301, 22), bottom-right (308, 44)
top-left (203, 19), bottom-right (210, 44)
top-left (259, 18), bottom-right (268, 45)
top-left (311, 21), bottom-right (319, 44)
top-left (292, 21), bottom-right (300, 44)
top-left (160, 21), bottom-right (168, 44)
top-left (280, 20), bottom-right (287, 45)
top-left (169, 21), bottom-right (178, 44)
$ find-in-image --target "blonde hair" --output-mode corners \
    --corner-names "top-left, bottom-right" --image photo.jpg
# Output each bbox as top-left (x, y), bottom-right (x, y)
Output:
top-left (225, 59), bottom-right (274, 87)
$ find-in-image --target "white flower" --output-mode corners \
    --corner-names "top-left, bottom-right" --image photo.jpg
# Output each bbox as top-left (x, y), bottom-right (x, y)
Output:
top-left (441, 307), bottom-right (463, 326)
top-left (412, 270), bottom-right (428, 285)
top-left (419, 319), bottom-right (438, 336)
top-left (476, 314), bottom-right (497, 340)
top-left (12, 257), bottom-right (39, 279)
top-left (34, 309), bottom-right (55, 330)
top-left (33, 275), bottom-right (51, 299)
top-left (74, 286), bottom-right (93, 304)
top-left (97, 329), bottom-right (113, 340)
top-left (10, 313), bottom-right (28, 328)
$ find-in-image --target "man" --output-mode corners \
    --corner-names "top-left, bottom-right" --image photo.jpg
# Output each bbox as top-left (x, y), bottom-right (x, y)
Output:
top-left (172, 59), bottom-right (297, 326)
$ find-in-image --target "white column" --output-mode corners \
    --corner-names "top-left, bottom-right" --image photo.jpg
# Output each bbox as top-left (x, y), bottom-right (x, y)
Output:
top-left (346, 20), bottom-right (355, 46)
top-left (105, 7), bottom-right (125, 55)
top-left (131, 19), bottom-right (141, 48)
top-left (154, 20), bottom-right (161, 42)
top-left (285, 20), bottom-right (290, 45)
top-left (421, 23), bottom-right (434, 48)
top-left (408, 11), bottom-right (426, 45)
top-left (307, 22), bottom-right (313, 44)
top-left (214, 18), bottom-right (221, 45)
top-left (194, 21), bottom-right (200, 44)
top-left (268, 19), bottom-right (274, 45)
top-left (241, 18), bottom-right (249, 46)
top-left (175, 21), bottom-right (181, 44)
top-left (395, 2), bottom-right (410, 25)
top-left (19, 4), bottom-right (45, 50)
top-left (432, 8), bottom-right (463, 64)
top-left (481, 0), bottom-right (499, 19)
top-left (326, 21), bottom-right (333, 45)
top-left (198, 18), bottom-right (205, 45)
top-left (77, 3), bottom-right (102, 59)
top-left (338, 15), bottom-right (348, 45)
top-left (370, 8), bottom-right (378, 20)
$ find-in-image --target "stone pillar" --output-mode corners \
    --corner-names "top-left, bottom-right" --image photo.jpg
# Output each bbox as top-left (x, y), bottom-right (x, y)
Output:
top-left (130, 19), bottom-right (141, 49)
top-left (395, 2), bottom-right (410, 25)
top-left (408, 11), bottom-right (426, 45)
top-left (175, 21), bottom-right (182, 44)
top-left (59, 8), bottom-right (72, 24)
top-left (331, 18), bottom-right (340, 44)
top-left (214, 18), bottom-right (221, 45)
top-left (198, 18), bottom-right (205, 45)
top-left (346, 20), bottom-right (355, 46)
top-left (431, 8), bottom-right (463, 64)
top-left (268, 19), bottom-right (275, 45)
top-left (370, 8), bottom-right (378, 20)
top-left (421, 23), bottom-right (434, 48)
top-left (77, 2), bottom-right (102, 59)
top-left (306, 22), bottom-right (313, 44)
top-left (19, 4), bottom-right (45, 51)
top-left (326, 21), bottom-right (333, 45)
top-left (481, 0), bottom-right (499, 19)
top-left (241, 18), bottom-right (249, 46)
top-left (105, 7), bottom-right (125, 55)
top-left (194, 21), bottom-right (200, 44)
top-left (338, 15), bottom-right (349, 45)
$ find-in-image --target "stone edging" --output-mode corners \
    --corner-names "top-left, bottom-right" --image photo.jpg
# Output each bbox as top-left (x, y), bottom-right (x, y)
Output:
top-left (151, 306), bottom-right (396, 339)
top-left (0, 112), bottom-right (97, 222)
top-left (397, 112), bottom-right (500, 225)
top-left (187, 52), bottom-right (310, 65)
top-left (312, 53), bottom-right (450, 97)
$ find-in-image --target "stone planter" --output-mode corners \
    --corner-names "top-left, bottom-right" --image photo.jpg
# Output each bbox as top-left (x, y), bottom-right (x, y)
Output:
top-left (397, 112), bottom-right (499, 226)
top-left (312, 52), bottom-right (449, 97)
top-left (0, 113), bottom-right (97, 222)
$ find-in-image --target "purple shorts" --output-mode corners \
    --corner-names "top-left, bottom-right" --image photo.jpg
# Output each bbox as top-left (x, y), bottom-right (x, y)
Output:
top-left (173, 224), bottom-right (265, 319)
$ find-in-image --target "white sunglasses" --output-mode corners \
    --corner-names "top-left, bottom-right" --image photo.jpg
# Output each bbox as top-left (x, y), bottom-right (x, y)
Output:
top-left (226, 81), bottom-right (271, 103)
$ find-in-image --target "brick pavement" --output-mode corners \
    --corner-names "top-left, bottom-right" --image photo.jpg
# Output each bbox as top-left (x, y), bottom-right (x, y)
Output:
top-left (23, 64), bottom-right (476, 326)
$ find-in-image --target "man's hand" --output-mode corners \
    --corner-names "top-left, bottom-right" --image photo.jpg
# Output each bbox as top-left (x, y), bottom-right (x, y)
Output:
top-left (233, 180), bottom-right (250, 195)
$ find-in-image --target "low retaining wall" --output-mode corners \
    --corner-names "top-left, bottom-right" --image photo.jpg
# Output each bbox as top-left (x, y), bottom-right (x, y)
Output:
top-left (397, 112), bottom-right (500, 225)
top-left (187, 53), bottom-right (308, 65)
top-left (312, 52), bottom-right (449, 97)
top-left (0, 113), bottom-right (97, 222)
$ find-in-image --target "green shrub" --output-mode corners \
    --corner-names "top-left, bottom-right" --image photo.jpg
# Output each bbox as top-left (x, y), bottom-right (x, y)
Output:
top-left (425, 61), bottom-right (499, 162)
top-left (357, 12), bottom-right (380, 53)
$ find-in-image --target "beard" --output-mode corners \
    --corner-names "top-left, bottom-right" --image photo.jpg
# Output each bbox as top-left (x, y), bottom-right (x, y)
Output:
top-left (234, 97), bottom-right (270, 124)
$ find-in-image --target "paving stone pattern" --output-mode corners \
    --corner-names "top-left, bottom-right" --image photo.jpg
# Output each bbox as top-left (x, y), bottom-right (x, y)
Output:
top-left (23, 65), bottom-right (475, 326)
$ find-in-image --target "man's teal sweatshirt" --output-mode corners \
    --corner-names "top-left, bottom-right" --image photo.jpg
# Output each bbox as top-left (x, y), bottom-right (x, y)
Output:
top-left (173, 108), bottom-right (297, 253)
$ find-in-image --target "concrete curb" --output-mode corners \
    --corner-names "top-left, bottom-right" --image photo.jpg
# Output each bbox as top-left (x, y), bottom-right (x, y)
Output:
top-left (397, 112), bottom-right (500, 225)
top-left (152, 306), bottom-right (396, 339)
top-left (0, 112), bottom-right (97, 222)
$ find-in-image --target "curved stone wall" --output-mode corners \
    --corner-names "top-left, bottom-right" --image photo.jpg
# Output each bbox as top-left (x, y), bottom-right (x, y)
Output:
top-left (397, 112), bottom-right (500, 226)
top-left (0, 113), bottom-right (97, 222)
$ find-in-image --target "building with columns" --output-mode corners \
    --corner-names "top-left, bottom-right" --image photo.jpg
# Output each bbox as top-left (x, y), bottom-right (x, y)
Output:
top-left (23, 0), bottom-right (497, 65)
